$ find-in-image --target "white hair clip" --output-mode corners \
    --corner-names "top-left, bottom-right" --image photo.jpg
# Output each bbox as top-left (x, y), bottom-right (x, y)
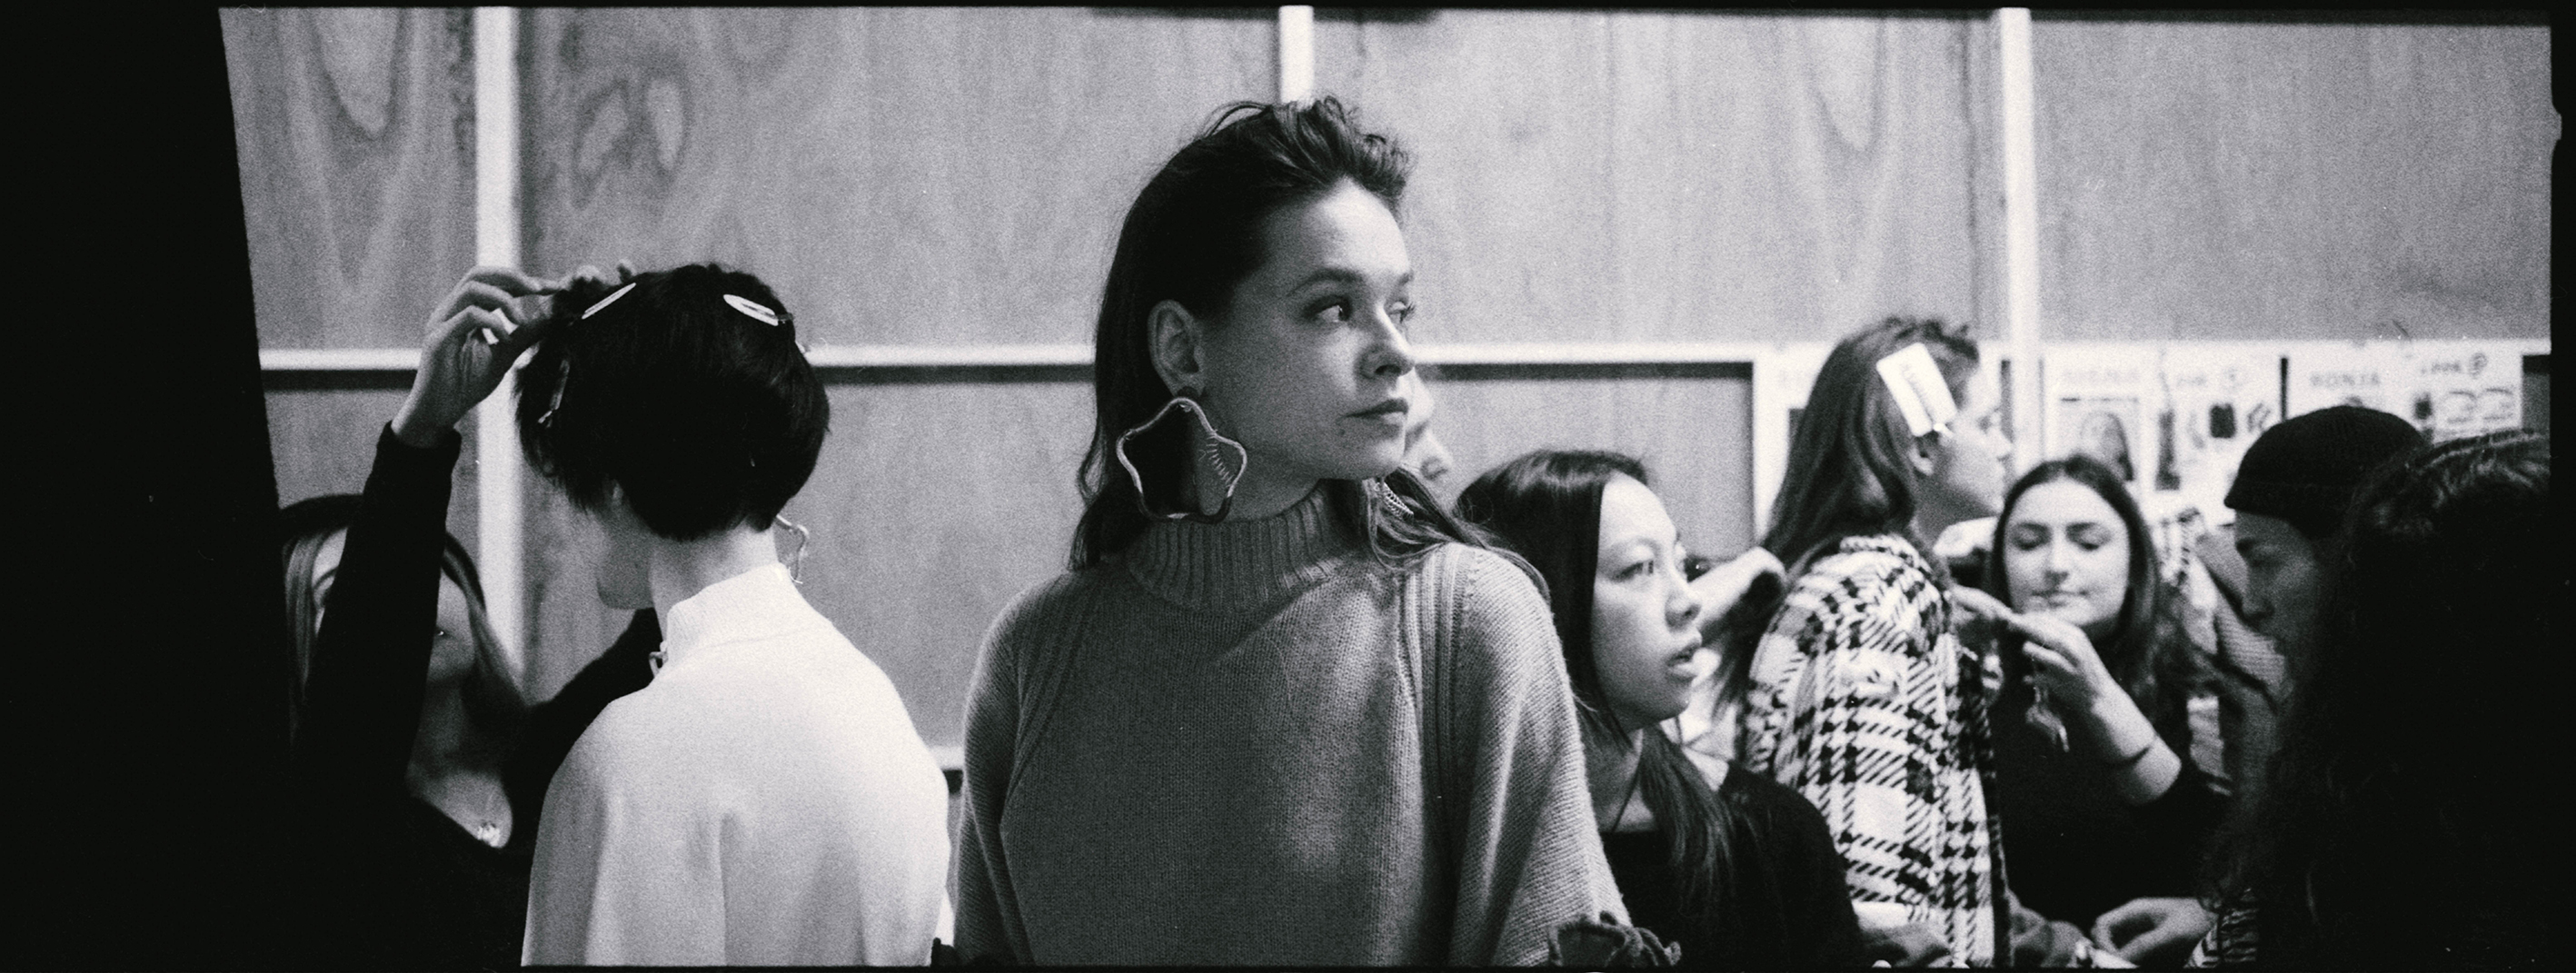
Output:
top-left (1875, 343), bottom-right (1958, 438)
top-left (582, 283), bottom-right (637, 320)
top-left (723, 293), bottom-right (782, 326)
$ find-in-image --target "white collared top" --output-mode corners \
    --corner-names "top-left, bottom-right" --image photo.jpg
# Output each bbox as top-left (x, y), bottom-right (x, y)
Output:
top-left (525, 563), bottom-right (952, 967)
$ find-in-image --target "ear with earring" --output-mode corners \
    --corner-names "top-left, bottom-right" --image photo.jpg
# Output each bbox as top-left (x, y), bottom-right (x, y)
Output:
top-left (774, 514), bottom-right (811, 585)
top-left (1114, 388), bottom-right (1248, 523)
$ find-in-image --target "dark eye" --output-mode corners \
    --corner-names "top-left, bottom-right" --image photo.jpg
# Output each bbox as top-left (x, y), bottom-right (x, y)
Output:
top-left (1310, 299), bottom-right (1351, 323)
top-left (2007, 527), bottom-right (2047, 551)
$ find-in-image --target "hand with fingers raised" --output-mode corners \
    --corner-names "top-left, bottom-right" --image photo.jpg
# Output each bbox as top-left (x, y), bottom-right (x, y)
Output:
top-left (388, 263), bottom-right (630, 449)
top-left (2001, 610), bottom-right (2180, 803)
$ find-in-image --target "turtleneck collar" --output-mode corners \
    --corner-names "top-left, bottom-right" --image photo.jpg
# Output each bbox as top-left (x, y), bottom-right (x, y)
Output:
top-left (1122, 483), bottom-right (1362, 611)
top-left (657, 562), bottom-right (826, 675)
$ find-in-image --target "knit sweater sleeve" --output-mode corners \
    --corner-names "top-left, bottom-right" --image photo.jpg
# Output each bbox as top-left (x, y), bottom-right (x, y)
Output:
top-left (1428, 548), bottom-right (1628, 966)
top-left (954, 576), bottom-right (1064, 966)
top-left (1753, 552), bottom-right (1951, 933)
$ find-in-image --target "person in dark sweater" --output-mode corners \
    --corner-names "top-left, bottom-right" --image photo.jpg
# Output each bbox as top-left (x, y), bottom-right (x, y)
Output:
top-left (2196, 429), bottom-right (2553, 969)
top-left (1459, 450), bottom-right (1865, 971)
top-left (1968, 455), bottom-right (2268, 966)
top-left (280, 264), bottom-right (656, 969)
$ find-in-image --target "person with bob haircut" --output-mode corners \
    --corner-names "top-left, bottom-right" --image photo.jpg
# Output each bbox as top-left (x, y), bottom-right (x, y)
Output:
top-left (1976, 454), bottom-right (2266, 966)
top-left (2195, 430), bottom-right (2553, 969)
top-left (277, 265), bottom-right (661, 969)
top-left (1458, 449), bottom-right (1865, 970)
top-left (514, 263), bottom-right (950, 967)
top-left (1731, 316), bottom-right (2014, 967)
top-left (954, 98), bottom-right (1633, 967)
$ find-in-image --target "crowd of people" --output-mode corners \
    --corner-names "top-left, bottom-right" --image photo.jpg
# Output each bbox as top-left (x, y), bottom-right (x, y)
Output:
top-left (276, 98), bottom-right (2555, 968)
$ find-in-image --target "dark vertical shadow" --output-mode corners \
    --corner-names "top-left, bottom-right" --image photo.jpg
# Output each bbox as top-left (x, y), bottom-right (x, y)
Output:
top-left (24, 7), bottom-right (293, 967)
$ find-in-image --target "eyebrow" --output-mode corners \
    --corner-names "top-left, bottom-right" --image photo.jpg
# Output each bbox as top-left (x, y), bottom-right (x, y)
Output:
top-left (1294, 267), bottom-right (1414, 291)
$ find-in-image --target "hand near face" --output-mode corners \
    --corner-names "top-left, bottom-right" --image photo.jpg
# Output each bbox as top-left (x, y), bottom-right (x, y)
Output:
top-left (2004, 611), bottom-right (2121, 713)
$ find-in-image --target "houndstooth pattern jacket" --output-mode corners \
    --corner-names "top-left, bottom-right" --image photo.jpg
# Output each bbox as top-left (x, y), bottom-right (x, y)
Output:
top-left (1739, 534), bottom-right (2006, 968)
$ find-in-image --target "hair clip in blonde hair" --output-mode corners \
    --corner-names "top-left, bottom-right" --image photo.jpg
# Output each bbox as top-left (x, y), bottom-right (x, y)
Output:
top-left (723, 293), bottom-right (782, 326)
top-left (1875, 343), bottom-right (1958, 438)
top-left (582, 283), bottom-right (637, 320)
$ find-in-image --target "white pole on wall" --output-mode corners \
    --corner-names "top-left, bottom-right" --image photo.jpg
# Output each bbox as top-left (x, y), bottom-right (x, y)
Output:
top-left (472, 7), bottom-right (528, 683)
top-left (1995, 8), bottom-right (2044, 470)
top-left (1278, 6), bottom-right (1315, 103)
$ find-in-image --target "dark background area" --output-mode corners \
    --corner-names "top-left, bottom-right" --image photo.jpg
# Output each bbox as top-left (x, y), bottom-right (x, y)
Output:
top-left (23, 8), bottom-right (292, 967)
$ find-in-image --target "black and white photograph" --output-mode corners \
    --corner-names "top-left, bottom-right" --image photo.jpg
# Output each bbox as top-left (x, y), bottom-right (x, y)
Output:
top-left (25, 6), bottom-right (2558, 970)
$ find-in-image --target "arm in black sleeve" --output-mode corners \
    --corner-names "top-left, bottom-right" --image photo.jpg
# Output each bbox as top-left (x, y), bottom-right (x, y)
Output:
top-left (504, 609), bottom-right (658, 820)
top-left (293, 424), bottom-right (462, 802)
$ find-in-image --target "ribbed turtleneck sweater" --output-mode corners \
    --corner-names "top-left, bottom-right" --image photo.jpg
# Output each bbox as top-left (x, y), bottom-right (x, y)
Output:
top-left (954, 485), bottom-right (1626, 967)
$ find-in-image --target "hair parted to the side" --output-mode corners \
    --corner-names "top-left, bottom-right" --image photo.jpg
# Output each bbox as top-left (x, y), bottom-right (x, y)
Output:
top-left (514, 263), bottom-right (827, 541)
top-left (1074, 96), bottom-right (1491, 575)
top-left (275, 494), bottom-right (525, 760)
top-left (1455, 449), bottom-right (1742, 941)
top-left (2213, 430), bottom-right (2551, 968)
top-left (1984, 455), bottom-right (2213, 736)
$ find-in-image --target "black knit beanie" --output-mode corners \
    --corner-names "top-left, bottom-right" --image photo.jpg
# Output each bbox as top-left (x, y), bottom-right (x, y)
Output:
top-left (2223, 405), bottom-right (2425, 539)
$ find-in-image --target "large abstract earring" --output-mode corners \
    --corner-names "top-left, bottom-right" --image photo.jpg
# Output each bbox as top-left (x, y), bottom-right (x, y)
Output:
top-left (774, 514), bottom-right (811, 585)
top-left (1113, 389), bottom-right (1248, 523)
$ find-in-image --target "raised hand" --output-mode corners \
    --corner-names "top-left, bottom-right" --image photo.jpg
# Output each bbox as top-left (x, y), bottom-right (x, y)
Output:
top-left (389, 266), bottom-right (559, 448)
top-left (2002, 611), bottom-right (2120, 713)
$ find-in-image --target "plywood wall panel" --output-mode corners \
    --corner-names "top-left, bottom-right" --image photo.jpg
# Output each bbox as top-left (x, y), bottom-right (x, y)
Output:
top-left (519, 8), bottom-right (1274, 348)
top-left (2033, 18), bottom-right (2553, 342)
top-left (1428, 369), bottom-right (1757, 558)
top-left (223, 9), bottom-right (479, 350)
top-left (1316, 11), bottom-right (1994, 346)
top-left (264, 381), bottom-right (481, 557)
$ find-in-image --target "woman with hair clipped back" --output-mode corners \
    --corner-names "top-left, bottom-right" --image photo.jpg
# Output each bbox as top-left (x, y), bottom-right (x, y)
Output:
top-left (1730, 317), bottom-right (2017, 967)
top-left (954, 98), bottom-right (1634, 967)
top-left (513, 264), bottom-right (951, 967)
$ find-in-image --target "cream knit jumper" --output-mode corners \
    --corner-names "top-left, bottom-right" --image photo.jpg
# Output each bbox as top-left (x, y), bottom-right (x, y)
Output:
top-left (954, 486), bottom-right (1626, 966)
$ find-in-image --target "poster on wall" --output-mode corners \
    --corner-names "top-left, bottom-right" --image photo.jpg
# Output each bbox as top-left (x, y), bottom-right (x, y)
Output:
top-left (2151, 345), bottom-right (2283, 525)
top-left (2286, 345), bottom-right (2403, 418)
top-left (2402, 344), bottom-right (2523, 442)
top-left (1751, 343), bottom-right (1832, 535)
top-left (2043, 346), bottom-right (2151, 489)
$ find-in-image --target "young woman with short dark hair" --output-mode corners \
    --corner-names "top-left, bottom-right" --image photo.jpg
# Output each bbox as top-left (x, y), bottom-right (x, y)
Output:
top-left (515, 263), bottom-right (951, 967)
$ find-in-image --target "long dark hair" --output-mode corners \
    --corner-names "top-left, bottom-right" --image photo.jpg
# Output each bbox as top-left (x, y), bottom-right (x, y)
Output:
top-left (1071, 97), bottom-right (1485, 573)
top-left (276, 494), bottom-right (526, 762)
top-left (1984, 455), bottom-right (2211, 729)
top-left (1716, 317), bottom-right (1981, 729)
top-left (1457, 450), bottom-right (1739, 935)
top-left (2213, 430), bottom-right (2551, 968)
